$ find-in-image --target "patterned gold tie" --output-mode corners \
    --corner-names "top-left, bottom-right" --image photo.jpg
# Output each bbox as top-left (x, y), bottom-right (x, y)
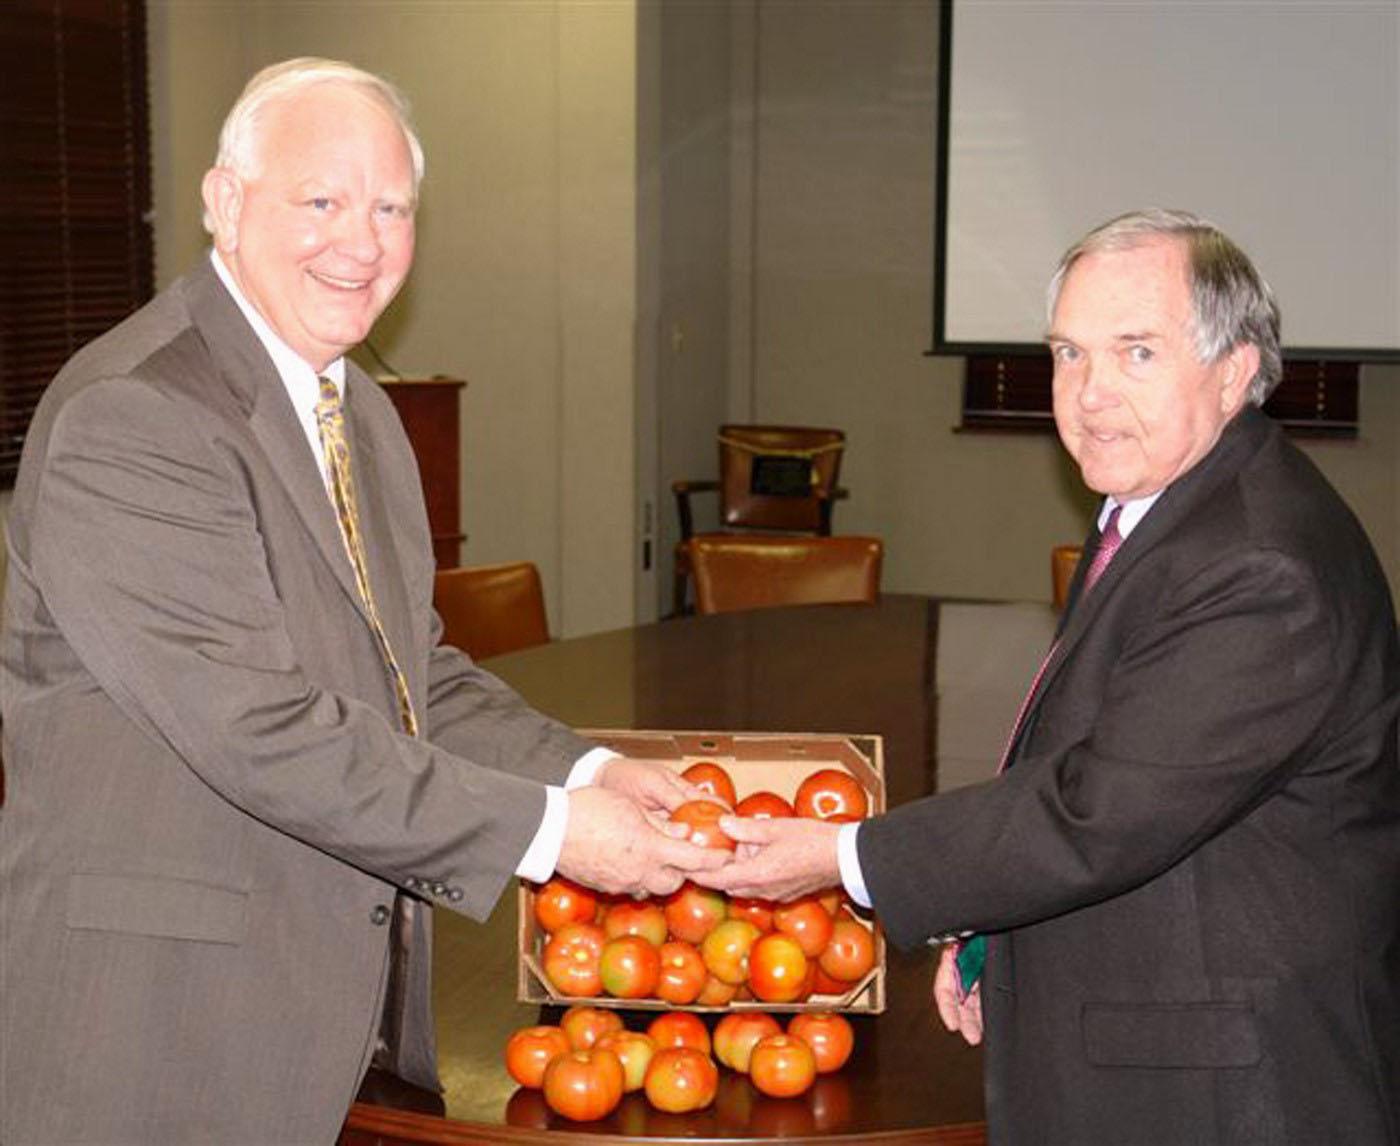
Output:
top-left (315, 376), bottom-right (419, 738)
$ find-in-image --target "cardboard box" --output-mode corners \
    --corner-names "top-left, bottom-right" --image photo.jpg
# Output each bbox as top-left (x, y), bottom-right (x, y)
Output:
top-left (517, 730), bottom-right (886, 1014)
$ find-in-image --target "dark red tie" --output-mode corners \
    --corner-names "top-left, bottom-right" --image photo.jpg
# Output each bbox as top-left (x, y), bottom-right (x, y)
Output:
top-left (996, 506), bottom-right (1123, 774)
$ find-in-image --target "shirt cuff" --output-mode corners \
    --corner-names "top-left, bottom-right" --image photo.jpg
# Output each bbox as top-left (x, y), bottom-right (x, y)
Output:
top-left (837, 820), bottom-right (873, 909)
top-left (514, 748), bottom-right (620, 883)
top-left (566, 747), bottom-right (619, 789)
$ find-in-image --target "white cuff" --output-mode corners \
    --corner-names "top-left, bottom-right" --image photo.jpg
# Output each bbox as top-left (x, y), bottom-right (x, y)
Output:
top-left (836, 820), bottom-right (872, 909)
top-left (566, 747), bottom-right (619, 789)
top-left (515, 785), bottom-right (569, 883)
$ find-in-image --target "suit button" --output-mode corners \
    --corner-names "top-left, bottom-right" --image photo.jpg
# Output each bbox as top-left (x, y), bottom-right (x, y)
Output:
top-left (370, 904), bottom-right (391, 926)
top-left (404, 877), bottom-right (421, 891)
top-left (447, 887), bottom-right (464, 903)
top-left (430, 881), bottom-right (447, 897)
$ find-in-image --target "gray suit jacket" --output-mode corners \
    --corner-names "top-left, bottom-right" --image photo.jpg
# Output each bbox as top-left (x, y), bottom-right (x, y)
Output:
top-left (0, 258), bottom-right (594, 1144)
top-left (861, 409), bottom-right (1400, 1144)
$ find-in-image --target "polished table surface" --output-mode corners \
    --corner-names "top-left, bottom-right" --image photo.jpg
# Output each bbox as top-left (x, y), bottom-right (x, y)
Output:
top-left (343, 595), bottom-right (1059, 1143)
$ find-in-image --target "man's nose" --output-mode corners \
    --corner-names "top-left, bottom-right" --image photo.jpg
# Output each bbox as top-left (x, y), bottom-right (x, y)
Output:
top-left (1077, 358), bottom-right (1117, 410)
top-left (333, 209), bottom-right (382, 262)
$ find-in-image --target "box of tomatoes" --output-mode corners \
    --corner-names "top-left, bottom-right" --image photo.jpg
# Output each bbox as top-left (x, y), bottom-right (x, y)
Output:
top-left (517, 730), bottom-right (886, 1015)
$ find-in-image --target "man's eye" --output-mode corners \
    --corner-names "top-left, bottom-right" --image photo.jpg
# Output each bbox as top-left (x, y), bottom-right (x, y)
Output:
top-left (1127, 345), bottom-right (1154, 364)
top-left (309, 197), bottom-right (332, 211)
top-left (1051, 344), bottom-right (1080, 364)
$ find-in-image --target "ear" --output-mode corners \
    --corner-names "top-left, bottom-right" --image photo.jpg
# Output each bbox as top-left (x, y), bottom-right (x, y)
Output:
top-left (201, 167), bottom-right (243, 254)
top-left (1219, 342), bottom-right (1260, 416)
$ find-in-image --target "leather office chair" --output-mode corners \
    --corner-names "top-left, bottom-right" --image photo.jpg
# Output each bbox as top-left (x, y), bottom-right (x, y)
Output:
top-left (672, 425), bottom-right (847, 615)
top-left (1051, 544), bottom-right (1082, 612)
top-left (684, 535), bottom-right (883, 616)
top-left (433, 561), bottom-right (550, 661)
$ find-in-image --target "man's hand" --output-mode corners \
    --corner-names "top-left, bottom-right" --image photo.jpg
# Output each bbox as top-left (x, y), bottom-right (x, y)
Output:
top-left (692, 814), bottom-right (843, 901)
top-left (932, 943), bottom-right (983, 1046)
top-left (595, 756), bottom-right (711, 815)
top-left (556, 785), bottom-right (727, 898)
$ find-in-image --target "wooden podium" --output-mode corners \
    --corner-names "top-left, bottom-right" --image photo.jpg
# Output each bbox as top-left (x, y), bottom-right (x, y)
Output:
top-left (380, 376), bottom-right (466, 569)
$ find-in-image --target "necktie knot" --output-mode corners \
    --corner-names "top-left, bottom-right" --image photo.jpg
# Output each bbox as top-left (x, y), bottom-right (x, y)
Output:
top-left (315, 375), bottom-right (342, 427)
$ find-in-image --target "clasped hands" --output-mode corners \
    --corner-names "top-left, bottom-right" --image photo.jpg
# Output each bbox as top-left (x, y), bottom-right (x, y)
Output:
top-left (555, 760), bottom-right (843, 901)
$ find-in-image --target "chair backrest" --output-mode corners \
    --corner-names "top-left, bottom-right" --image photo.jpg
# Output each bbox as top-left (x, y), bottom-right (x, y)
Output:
top-left (433, 561), bottom-right (550, 660)
top-left (686, 535), bottom-right (883, 615)
top-left (717, 425), bottom-right (845, 533)
top-left (1051, 545), bottom-right (1082, 612)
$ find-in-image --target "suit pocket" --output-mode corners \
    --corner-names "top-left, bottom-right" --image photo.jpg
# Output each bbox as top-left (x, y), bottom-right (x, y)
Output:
top-left (1082, 1000), bottom-right (1261, 1069)
top-left (66, 872), bottom-right (249, 945)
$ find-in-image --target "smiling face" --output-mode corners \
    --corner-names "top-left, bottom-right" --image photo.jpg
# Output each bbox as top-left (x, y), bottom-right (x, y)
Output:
top-left (1048, 237), bottom-right (1258, 502)
top-left (201, 82), bottom-right (416, 371)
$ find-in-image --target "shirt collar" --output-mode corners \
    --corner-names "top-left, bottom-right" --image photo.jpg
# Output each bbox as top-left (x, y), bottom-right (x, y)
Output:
top-left (1097, 490), bottom-right (1163, 539)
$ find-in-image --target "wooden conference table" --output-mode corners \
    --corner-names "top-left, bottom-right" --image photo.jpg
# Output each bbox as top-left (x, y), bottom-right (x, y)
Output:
top-left (341, 594), bottom-right (1059, 1143)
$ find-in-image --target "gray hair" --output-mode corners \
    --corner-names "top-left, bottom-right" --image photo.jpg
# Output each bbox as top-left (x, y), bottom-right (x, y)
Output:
top-left (204, 57), bottom-right (425, 231)
top-left (1046, 209), bottom-right (1282, 405)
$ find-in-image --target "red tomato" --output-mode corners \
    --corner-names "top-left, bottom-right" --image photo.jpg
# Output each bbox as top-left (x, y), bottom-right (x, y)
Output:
top-left (773, 896), bottom-right (835, 957)
top-left (559, 1004), bottom-right (623, 1050)
top-left (662, 882), bottom-right (728, 944)
top-left (748, 1033), bottom-right (817, 1098)
top-left (712, 1011), bottom-right (782, 1073)
top-left (681, 760), bottom-right (738, 806)
top-left (542, 921), bottom-right (605, 997)
top-left (532, 876), bottom-right (599, 933)
top-left (700, 918), bottom-right (761, 985)
top-left (655, 940), bottom-right (707, 1005)
top-left (602, 900), bottom-right (668, 947)
top-left (747, 932), bottom-right (810, 1003)
top-left (793, 768), bottom-right (869, 822)
top-left (542, 1047), bottom-right (625, 1121)
top-left (668, 799), bottom-right (736, 851)
top-left (787, 1011), bottom-right (855, 1073)
top-left (643, 1046), bottom-right (719, 1114)
top-left (727, 895), bottom-right (776, 932)
top-left (595, 1030), bottom-right (657, 1093)
top-left (598, 934), bottom-right (661, 999)
top-left (504, 1024), bottom-right (572, 1088)
top-left (695, 973), bottom-right (739, 1006)
top-left (809, 962), bottom-right (857, 998)
top-left (646, 1010), bottom-right (711, 1056)
top-left (734, 790), bottom-right (794, 819)
top-left (818, 918), bottom-right (876, 983)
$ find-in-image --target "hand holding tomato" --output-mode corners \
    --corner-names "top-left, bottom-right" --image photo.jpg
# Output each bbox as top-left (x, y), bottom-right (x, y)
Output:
top-left (595, 755), bottom-right (698, 815)
top-left (693, 813), bottom-right (845, 902)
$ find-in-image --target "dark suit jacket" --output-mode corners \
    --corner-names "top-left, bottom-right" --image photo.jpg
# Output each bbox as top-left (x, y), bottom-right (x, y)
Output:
top-left (861, 408), bottom-right (1400, 1144)
top-left (0, 259), bottom-right (594, 1143)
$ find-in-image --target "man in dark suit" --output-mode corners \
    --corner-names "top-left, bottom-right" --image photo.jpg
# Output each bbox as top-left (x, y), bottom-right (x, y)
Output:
top-left (0, 59), bottom-right (721, 1143)
top-left (708, 210), bottom-right (1400, 1144)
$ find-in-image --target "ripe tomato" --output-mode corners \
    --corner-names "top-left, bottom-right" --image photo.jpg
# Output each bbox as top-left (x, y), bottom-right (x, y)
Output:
top-left (734, 790), bottom-right (794, 819)
top-left (542, 921), bottom-right (605, 997)
top-left (560, 1004), bottom-right (623, 1050)
top-left (747, 932), bottom-right (809, 1003)
top-left (695, 973), bottom-right (739, 1006)
top-left (655, 939), bottom-right (707, 1005)
top-left (602, 899), bottom-right (668, 947)
top-left (773, 896), bottom-right (835, 957)
top-left (643, 1046), bottom-right (719, 1114)
top-left (668, 799), bottom-right (736, 851)
top-left (598, 934), bottom-right (661, 999)
top-left (532, 876), bottom-right (599, 933)
top-left (712, 1010), bottom-right (782, 1073)
top-left (662, 882), bottom-right (727, 944)
top-left (748, 1033), bottom-right (817, 1098)
top-left (681, 760), bottom-right (738, 806)
top-left (542, 1047), bottom-right (625, 1121)
top-left (787, 1011), bottom-right (855, 1073)
top-left (793, 768), bottom-right (869, 822)
top-left (646, 1010), bottom-right (711, 1056)
top-left (808, 962), bottom-right (857, 998)
top-left (595, 1030), bottom-right (657, 1093)
top-left (818, 918), bottom-right (876, 982)
top-left (727, 895), bottom-right (776, 932)
top-left (504, 1024), bottom-right (571, 1088)
top-left (700, 918), bottom-right (761, 985)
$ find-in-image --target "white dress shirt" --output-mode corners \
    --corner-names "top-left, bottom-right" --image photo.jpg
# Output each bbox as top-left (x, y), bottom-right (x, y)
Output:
top-left (208, 250), bottom-right (608, 882)
top-left (836, 490), bottom-right (1164, 908)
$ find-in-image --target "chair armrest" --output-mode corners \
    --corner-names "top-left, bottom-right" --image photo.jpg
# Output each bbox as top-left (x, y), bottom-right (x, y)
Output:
top-left (817, 486), bottom-right (849, 535)
top-left (671, 479), bottom-right (720, 541)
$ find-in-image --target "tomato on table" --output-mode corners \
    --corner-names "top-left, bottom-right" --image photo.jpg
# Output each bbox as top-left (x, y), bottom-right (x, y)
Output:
top-left (595, 1030), bottom-right (657, 1093)
top-left (646, 1010), bottom-right (711, 1056)
top-left (504, 1024), bottom-right (571, 1089)
top-left (787, 1011), bottom-right (855, 1073)
top-left (748, 1033), bottom-right (817, 1098)
top-left (559, 1004), bottom-right (623, 1050)
top-left (643, 1046), bottom-right (719, 1113)
top-left (712, 1010), bottom-right (782, 1073)
top-left (542, 1047), bottom-right (625, 1121)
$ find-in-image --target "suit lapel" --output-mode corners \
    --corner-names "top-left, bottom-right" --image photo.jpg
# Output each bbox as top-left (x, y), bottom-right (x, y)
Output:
top-left (181, 259), bottom-right (371, 624)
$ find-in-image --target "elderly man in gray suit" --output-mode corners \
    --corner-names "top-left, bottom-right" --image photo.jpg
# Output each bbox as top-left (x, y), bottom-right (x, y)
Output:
top-left (0, 58), bottom-right (722, 1144)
